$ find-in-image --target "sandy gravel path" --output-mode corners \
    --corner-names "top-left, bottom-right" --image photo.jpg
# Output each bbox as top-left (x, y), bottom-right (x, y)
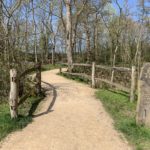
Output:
top-left (0, 69), bottom-right (132, 150)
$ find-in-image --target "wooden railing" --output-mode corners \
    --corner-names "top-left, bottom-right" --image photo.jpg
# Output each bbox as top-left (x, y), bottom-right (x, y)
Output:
top-left (59, 62), bottom-right (136, 102)
top-left (9, 62), bottom-right (42, 119)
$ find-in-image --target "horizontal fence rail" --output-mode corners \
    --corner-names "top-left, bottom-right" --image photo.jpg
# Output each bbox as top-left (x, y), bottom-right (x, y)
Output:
top-left (9, 63), bottom-right (42, 119)
top-left (59, 62), bottom-right (131, 71)
top-left (59, 62), bottom-right (136, 102)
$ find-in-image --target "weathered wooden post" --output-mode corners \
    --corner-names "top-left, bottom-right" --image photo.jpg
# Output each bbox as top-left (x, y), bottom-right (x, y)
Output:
top-left (111, 46), bottom-right (118, 83)
top-left (9, 69), bottom-right (18, 119)
top-left (130, 66), bottom-right (136, 102)
top-left (35, 62), bottom-right (41, 95)
top-left (111, 68), bottom-right (115, 83)
top-left (136, 63), bottom-right (150, 127)
top-left (59, 66), bottom-right (62, 74)
top-left (91, 62), bottom-right (96, 88)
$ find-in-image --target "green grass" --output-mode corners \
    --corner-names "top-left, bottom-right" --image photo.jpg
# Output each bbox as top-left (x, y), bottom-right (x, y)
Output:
top-left (0, 95), bottom-right (44, 141)
top-left (42, 64), bottom-right (61, 71)
top-left (96, 89), bottom-right (150, 150)
top-left (0, 63), bottom-right (59, 141)
top-left (58, 72), bottom-right (90, 84)
top-left (58, 72), bottom-right (150, 149)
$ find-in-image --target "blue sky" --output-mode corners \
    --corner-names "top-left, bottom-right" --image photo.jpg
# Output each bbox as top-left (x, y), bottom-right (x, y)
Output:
top-left (112, 0), bottom-right (138, 18)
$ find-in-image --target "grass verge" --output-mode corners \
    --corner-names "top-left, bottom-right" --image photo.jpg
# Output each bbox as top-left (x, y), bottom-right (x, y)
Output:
top-left (96, 89), bottom-right (150, 150)
top-left (42, 64), bottom-right (61, 71)
top-left (59, 72), bottom-right (150, 149)
top-left (0, 95), bottom-right (44, 141)
top-left (58, 72), bottom-right (90, 84)
top-left (0, 63), bottom-right (58, 141)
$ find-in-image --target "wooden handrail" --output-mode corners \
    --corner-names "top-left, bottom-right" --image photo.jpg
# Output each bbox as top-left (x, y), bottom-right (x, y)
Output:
top-left (96, 65), bottom-right (111, 70)
top-left (62, 72), bottom-right (91, 80)
top-left (61, 71), bottom-right (130, 93)
top-left (95, 78), bottom-right (130, 93)
top-left (112, 67), bottom-right (131, 72)
top-left (59, 62), bottom-right (131, 72)
top-left (59, 62), bottom-right (137, 102)
top-left (73, 63), bottom-right (92, 67)
top-left (19, 63), bottom-right (41, 79)
top-left (19, 67), bottom-right (37, 78)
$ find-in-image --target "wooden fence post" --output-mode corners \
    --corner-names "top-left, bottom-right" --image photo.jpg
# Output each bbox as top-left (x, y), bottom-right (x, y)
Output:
top-left (59, 66), bottom-right (62, 74)
top-left (111, 46), bottom-right (118, 83)
top-left (35, 62), bottom-right (41, 95)
top-left (111, 68), bottom-right (115, 83)
top-left (9, 69), bottom-right (18, 119)
top-left (130, 66), bottom-right (136, 102)
top-left (91, 62), bottom-right (96, 88)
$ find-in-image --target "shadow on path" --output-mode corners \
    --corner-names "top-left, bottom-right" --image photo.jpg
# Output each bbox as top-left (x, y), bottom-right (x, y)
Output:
top-left (32, 81), bottom-right (57, 118)
top-left (28, 97), bottom-right (44, 116)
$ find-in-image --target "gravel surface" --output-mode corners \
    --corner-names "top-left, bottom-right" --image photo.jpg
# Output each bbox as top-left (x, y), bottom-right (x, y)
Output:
top-left (0, 69), bottom-right (132, 150)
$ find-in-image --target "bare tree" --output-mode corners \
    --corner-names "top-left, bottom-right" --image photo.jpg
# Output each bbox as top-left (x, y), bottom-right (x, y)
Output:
top-left (32, 0), bottom-right (38, 63)
top-left (65, 0), bottom-right (73, 72)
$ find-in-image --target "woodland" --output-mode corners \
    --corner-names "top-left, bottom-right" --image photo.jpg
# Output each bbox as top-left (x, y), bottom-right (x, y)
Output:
top-left (0, 1), bottom-right (150, 149)
top-left (0, 0), bottom-right (149, 101)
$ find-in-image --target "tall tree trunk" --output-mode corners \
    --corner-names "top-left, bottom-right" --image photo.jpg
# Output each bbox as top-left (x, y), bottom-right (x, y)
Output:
top-left (25, 5), bottom-right (28, 62)
top-left (94, 26), bottom-right (98, 62)
top-left (0, 0), bottom-right (4, 60)
top-left (7, 20), bottom-right (11, 66)
top-left (86, 28), bottom-right (91, 63)
top-left (32, 0), bottom-right (38, 63)
top-left (66, 0), bottom-right (73, 72)
top-left (52, 36), bottom-right (56, 65)
top-left (94, 13), bottom-right (98, 62)
top-left (111, 46), bottom-right (118, 83)
top-left (35, 63), bottom-right (41, 95)
top-left (0, 1), bottom-right (3, 26)
top-left (46, 30), bottom-right (49, 63)
top-left (52, 46), bottom-right (55, 65)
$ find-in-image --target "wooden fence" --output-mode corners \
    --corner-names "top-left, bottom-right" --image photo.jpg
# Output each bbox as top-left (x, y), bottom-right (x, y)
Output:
top-left (59, 62), bottom-right (137, 102)
top-left (9, 62), bottom-right (41, 119)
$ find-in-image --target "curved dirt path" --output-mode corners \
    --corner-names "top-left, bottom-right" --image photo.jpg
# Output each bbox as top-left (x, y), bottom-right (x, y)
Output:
top-left (0, 69), bottom-right (132, 150)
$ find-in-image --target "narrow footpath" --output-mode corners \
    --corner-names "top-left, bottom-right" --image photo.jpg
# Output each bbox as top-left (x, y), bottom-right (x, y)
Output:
top-left (0, 69), bottom-right (132, 150)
